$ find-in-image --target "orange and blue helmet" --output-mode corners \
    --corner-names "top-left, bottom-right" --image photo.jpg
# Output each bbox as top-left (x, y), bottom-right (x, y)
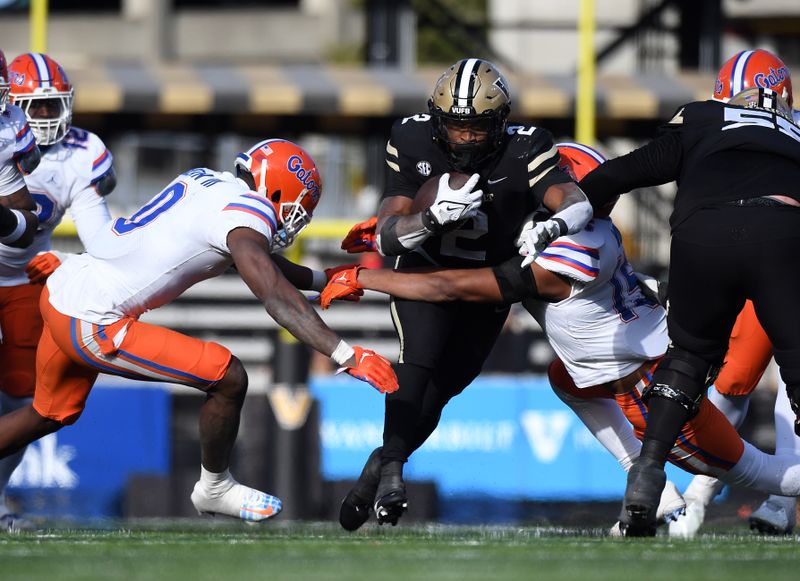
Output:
top-left (713, 49), bottom-right (792, 108)
top-left (234, 138), bottom-right (322, 248)
top-left (8, 52), bottom-right (74, 145)
top-left (0, 50), bottom-right (9, 114)
top-left (556, 141), bottom-right (615, 217)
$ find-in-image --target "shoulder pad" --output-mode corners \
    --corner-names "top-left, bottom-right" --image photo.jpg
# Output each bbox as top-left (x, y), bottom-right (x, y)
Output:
top-left (534, 220), bottom-right (607, 283)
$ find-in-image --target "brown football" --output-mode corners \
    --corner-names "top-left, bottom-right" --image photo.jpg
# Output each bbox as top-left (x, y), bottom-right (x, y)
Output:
top-left (411, 172), bottom-right (472, 213)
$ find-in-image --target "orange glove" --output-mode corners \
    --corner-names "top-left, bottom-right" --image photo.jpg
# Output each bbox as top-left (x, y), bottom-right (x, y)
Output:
top-left (321, 266), bottom-right (364, 309)
top-left (319, 263), bottom-right (363, 302)
top-left (338, 346), bottom-right (398, 394)
top-left (340, 217), bottom-right (378, 253)
top-left (25, 250), bottom-right (64, 284)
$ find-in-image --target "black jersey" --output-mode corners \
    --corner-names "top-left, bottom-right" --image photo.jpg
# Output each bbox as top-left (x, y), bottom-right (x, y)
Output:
top-left (579, 99), bottom-right (800, 231)
top-left (383, 113), bottom-right (573, 268)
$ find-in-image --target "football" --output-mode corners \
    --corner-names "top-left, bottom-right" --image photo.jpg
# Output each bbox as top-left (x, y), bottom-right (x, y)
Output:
top-left (411, 172), bottom-right (473, 213)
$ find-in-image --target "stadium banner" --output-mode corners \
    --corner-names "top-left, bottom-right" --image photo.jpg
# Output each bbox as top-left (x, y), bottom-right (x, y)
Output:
top-left (310, 375), bottom-right (692, 501)
top-left (8, 385), bottom-right (171, 518)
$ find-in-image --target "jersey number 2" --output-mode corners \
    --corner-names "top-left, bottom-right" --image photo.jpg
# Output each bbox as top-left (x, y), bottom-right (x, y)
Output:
top-left (112, 181), bottom-right (187, 235)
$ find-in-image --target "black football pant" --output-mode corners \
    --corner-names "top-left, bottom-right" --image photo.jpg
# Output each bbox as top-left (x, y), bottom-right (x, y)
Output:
top-left (381, 296), bottom-right (510, 464)
top-left (643, 203), bottom-right (800, 461)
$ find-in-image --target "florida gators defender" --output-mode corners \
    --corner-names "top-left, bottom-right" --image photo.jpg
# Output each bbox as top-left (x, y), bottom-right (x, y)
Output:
top-left (0, 53), bottom-right (116, 532)
top-left (326, 141), bottom-right (800, 536)
top-left (0, 48), bottom-right (40, 252)
top-left (0, 138), bottom-right (398, 524)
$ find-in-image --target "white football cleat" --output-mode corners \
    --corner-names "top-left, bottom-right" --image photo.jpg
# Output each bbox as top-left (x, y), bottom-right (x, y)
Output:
top-left (749, 498), bottom-right (796, 535)
top-left (656, 480), bottom-right (686, 524)
top-left (668, 500), bottom-right (706, 539)
top-left (191, 480), bottom-right (282, 523)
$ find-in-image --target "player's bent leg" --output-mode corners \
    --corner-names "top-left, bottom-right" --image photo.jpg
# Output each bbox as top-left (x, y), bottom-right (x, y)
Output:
top-left (0, 394), bottom-right (35, 532)
top-left (339, 446), bottom-right (382, 531)
top-left (549, 359), bottom-right (642, 473)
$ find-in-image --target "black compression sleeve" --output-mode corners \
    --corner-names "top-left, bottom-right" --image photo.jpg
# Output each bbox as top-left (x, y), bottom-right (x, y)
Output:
top-left (492, 255), bottom-right (539, 304)
top-left (0, 206), bottom-right (18, 237)
top-left (378, 215), bottom-right (411, 256)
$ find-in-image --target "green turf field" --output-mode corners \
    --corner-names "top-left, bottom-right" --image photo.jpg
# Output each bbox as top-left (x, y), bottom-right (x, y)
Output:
top-left (2, 521), bottom-right (799, 581)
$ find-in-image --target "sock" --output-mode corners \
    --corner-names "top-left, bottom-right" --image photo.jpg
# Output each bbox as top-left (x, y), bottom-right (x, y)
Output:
top-left (764, 375), bottom-right (799, 513)
top-left (199, 465), bottom-right (235, 498)
top-left (555, 389), bottom-right (641, 472)
top-left (707, 386), bottom-right (750, 430)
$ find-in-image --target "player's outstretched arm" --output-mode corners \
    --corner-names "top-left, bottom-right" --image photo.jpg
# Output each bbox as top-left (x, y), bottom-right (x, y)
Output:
top-left (269, 253), bottom-right (361, 298)
top-left (228, 228), bottom-right (396, 393)
top-left (321, 260), bottom-right (571, 308)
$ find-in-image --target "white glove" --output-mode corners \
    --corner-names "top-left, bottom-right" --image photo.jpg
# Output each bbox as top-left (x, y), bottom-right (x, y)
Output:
top-left (425, 173), bottom-right (482, 230)
top-left (519, 219), bottom-right (562, 268)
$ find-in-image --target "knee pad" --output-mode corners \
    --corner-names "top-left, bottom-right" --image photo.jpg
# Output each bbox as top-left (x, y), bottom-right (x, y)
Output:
top-left (643, 347), bottom-right (721, 418)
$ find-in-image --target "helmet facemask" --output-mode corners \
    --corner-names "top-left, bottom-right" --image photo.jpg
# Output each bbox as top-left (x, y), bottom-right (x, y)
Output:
top-left (272, 191), bottom-right (312, 248)
top-left (13, 90), bottom-right (73, 146)
top-left (0, 82), bottom-right (8, 115)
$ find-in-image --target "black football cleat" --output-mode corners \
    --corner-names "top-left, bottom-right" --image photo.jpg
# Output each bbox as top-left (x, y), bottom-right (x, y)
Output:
top-left (339, 447), bottom-right (382, 532)
top-left (374, 460), bottom-right (408, 526)
top-left (619, 457), bottom-right (666, 537)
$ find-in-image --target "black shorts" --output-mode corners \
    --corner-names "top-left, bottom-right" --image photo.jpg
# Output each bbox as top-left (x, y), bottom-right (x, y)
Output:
top-left (668, 204), bottom-right (800, 370)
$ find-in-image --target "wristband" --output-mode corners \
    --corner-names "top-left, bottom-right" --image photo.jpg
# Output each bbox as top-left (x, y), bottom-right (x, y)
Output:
top-left (0, 210), bottom-right (27, 244)
top-left (310, 269), bottom-right (327, 291)
top-left (420, 208), bottom-right (442, 233)
top-left (331, 340), bottom-right (355, 366)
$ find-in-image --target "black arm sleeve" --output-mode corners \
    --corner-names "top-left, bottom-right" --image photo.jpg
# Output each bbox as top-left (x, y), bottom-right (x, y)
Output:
top-left (578, 131), bottom-right (683, 209)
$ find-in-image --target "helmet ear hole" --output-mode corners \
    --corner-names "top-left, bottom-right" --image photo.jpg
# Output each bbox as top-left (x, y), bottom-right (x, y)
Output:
top-left (271, 190), bottom-right (281, 204)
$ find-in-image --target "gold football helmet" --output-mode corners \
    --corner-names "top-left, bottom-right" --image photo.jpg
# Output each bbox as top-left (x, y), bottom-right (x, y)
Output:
top-left (428, 58), bottom-right (511, 171)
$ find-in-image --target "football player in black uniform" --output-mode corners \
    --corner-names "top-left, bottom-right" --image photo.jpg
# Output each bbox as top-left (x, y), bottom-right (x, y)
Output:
top-left (339, 58), bottom-right (593, 530)
top-left (579, 49), bottom-right (800, 536)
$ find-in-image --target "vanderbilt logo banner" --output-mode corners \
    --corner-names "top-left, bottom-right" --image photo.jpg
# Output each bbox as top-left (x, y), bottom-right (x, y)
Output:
top-left (268, 384), bottom-right (313, 430)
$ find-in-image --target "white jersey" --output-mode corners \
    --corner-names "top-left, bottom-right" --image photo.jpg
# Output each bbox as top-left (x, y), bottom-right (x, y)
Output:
top-left (0, 104), bottom-right (36, 196)
top-left (0, 127), bottom-right (113, 285)
top-left (523, 217), bottom-right (668, 387)
top-left (48, 168), bottom-right (277, 324)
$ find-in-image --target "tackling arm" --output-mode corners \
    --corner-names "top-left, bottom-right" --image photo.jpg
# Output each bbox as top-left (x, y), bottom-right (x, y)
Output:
top-left (229, 227), bottom-right (398, 394)
top-left (325, 260), bottom-right (571, 306)
top-left (229, 228), bottom-right (346, 359)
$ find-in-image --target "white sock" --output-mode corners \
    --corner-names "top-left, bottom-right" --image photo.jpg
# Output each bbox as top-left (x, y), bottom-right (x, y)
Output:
top-left (764, 374), bottom-right (799, 510)
top-left (553, 388), bottom-right (641, 472)
top-left (707, 386), bottom-right (750, 430)
top-left (199, 466), bottom-right (235, 498)
top-left (724, 441), bottom-right (800, 496)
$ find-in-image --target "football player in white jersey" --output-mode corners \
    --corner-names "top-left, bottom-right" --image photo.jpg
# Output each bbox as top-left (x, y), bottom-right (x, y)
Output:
top-left (0, 49), bottom-right (40, 251)
top-left (0, 138), bottom-right (398, 524)
top-left (0, 52), bottom-right (116, 531)
top-left (322, 142), bottom-right (800, 534)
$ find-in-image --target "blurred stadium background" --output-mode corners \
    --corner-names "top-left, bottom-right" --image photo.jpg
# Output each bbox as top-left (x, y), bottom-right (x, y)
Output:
top-left (0, 0), bottom-right (797, 527)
